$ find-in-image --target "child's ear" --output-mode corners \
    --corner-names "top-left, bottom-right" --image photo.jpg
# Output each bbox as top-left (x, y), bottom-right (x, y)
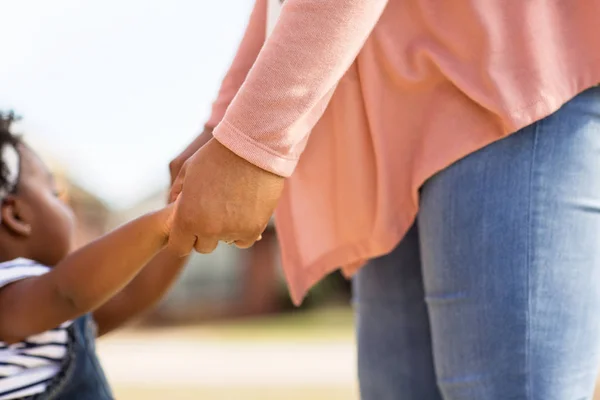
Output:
top-left (1, 196), bottom-right (32, 237)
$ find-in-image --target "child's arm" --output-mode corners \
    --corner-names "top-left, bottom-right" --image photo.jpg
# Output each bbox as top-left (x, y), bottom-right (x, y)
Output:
top-left (0, 205), bottom-right (173, 343)
top-left (92, 249), bottom-right (189, 336)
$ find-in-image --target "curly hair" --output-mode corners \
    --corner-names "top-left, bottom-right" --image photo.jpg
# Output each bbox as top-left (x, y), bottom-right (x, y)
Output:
top-left (0, 111), bottom-right (22, 196)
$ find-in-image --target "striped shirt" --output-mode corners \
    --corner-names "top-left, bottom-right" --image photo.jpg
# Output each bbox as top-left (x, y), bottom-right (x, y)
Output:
top-left (0, 258), bottom-right (72, 400)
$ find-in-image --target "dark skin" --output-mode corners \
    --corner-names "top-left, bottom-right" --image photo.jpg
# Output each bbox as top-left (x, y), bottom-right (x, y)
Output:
top-left (0, 144), bottom-right (188, 343)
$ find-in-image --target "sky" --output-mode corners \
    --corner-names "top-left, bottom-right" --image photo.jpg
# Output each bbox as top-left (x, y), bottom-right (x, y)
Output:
top-left (0, 0), bottom-right (253, 209)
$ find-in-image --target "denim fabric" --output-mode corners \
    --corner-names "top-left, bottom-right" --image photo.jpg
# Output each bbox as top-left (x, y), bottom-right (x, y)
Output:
top-left (355, 86), bottom-right (600, 399)
top-left (29, 314), bottom-right (113, 400)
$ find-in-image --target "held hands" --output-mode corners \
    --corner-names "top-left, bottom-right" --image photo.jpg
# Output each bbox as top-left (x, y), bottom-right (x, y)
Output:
top-left (154, 200), bottom-right (178, 242)
top-left (167, 137), bottom-right (285, 255)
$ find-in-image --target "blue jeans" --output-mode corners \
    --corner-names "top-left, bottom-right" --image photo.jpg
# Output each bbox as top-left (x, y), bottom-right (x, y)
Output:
top-left (355, 86), bottom-right (600, 400)
top-left (28, 314), bottom-right (114, 400)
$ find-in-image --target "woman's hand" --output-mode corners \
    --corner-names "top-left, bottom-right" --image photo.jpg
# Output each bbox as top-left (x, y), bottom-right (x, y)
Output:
top-left (168, 138), bottom-right (284, 254)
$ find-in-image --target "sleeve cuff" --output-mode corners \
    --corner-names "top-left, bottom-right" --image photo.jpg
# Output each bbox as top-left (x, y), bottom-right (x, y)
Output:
top-left (212, 120), bottom-right (298, 178)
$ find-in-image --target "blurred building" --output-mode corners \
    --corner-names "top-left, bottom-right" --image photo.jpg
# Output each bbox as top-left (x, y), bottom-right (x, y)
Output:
top-left (62, 181), bottom-right (111, 248)
top-left (25, 138), bottom-right (111, 249)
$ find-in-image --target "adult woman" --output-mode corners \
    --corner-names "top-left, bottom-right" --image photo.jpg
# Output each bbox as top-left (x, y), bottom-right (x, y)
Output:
top-left (169, 0), bottom-right (600, 398)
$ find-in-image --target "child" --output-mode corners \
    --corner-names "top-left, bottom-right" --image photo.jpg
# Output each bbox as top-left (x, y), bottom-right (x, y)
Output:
top-left (0, 111), bottom-right (188, 400)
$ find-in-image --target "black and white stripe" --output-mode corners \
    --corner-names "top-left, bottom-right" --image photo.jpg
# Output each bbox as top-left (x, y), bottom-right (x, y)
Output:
top-left (0, 259), bottom-right (72, 400)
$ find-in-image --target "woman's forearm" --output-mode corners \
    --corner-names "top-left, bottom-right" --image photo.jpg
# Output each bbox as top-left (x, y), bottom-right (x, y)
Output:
top-left (213, 0), bottom-right (389, 177)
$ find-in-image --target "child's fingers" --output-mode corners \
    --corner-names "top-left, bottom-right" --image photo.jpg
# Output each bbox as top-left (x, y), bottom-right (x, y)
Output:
top-left (169, 179), bottom-right (183, 204)
top-left (168, 162), bottom-right (187, 204)
top-left (167, 211), bottom-right (197, 257)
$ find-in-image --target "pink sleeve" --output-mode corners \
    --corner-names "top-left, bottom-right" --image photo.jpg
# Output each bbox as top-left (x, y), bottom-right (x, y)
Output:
top-left (212, 0), bottom-right (389, 177)
top-left (205, 0), bottom-right (268, 129)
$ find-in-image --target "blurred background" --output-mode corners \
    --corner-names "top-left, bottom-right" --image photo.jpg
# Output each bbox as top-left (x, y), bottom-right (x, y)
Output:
top-left (0, 0), bottom-right (357, 398)
top-left (2, 1), bottom-right (599, 399)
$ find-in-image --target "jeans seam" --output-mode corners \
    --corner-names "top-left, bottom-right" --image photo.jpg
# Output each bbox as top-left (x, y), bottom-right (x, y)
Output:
top-left (526, 121), bottom-right (540, 399)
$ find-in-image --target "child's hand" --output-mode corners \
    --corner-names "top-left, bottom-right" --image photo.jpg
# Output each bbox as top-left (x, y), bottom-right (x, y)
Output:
top-left (155, 200), bottom-right (177, 240)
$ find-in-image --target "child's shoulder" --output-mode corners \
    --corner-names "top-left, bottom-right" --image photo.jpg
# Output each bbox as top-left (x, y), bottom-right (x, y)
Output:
top-left (0, 258), bottom-right (50, 289)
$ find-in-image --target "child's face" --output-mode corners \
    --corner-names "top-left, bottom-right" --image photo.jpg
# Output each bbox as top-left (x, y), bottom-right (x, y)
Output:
top-left (17, 144), bottom-right (75, 265)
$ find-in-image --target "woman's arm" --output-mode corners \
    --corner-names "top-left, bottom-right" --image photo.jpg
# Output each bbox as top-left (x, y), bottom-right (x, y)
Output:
top-left (167, 0), bottom-right (390, 255)
top-left (213, 0), bottom-right (389, 177)
top-left (93, 249), bottom-right (189, 336)
top-left (0, 206), bottom-right (172, 343)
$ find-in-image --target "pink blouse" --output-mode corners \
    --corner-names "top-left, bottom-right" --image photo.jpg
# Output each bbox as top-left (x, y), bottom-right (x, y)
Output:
top-left (208, 0), bottom-right (600, 304)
